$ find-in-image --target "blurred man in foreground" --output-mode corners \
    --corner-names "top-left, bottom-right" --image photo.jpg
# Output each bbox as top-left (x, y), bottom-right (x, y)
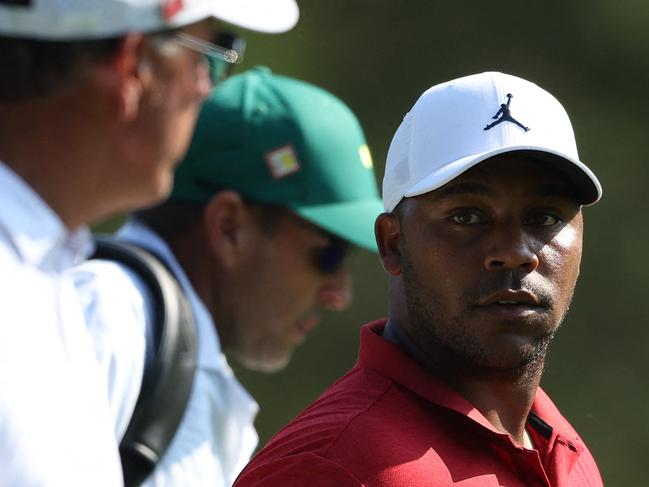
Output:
top-left (73, 67), bottom-right (384, 486)
top-left (0, 1), bottom-right (297, 484)
top-left (234, 72), bottom-right (604, 486)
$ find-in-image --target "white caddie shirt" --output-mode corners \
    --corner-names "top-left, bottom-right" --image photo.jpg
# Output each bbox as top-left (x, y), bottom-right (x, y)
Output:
top-left (72, 220), bottom-right (259, 487)
top-left (0, 161), bottom-right (123, 486)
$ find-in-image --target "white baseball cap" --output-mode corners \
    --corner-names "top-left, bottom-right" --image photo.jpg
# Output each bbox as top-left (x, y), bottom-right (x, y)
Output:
top-left (0, 0), bottom-right (299, 40)
top-left (383, 72), bottom-right (602, 212)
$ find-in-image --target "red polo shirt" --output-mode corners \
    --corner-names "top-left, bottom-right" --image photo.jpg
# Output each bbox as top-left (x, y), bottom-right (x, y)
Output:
top-left (235, 320), bottom-right (603, 487)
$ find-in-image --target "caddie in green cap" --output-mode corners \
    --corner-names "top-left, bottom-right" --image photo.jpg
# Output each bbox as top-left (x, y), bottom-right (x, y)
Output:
top-left (172, 65), bottom-right (381, 251)
top-left (72, 67), bottom-right (383, 485)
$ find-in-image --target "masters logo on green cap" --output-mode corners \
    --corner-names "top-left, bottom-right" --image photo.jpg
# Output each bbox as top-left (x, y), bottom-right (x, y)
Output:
top-left (172, 66), bottom-right (383, 251)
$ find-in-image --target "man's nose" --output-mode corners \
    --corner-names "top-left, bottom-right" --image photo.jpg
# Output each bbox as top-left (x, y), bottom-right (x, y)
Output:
top-left (484, 224), bottom-right (540, 273)
top-left (317, 268), bottom-right (353, 311)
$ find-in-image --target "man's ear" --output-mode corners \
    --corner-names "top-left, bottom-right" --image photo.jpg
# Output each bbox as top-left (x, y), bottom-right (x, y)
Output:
top-left (92, 33), bottom-right (148, 121)
top-left (202, 190), bottom-right (252, 270)
top-left (375, 212), bottom-right (402, 276)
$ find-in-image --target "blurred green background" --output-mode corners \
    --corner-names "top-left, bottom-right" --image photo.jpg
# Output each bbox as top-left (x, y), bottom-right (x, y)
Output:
top-left (104, 1), bottom-right (649, 484)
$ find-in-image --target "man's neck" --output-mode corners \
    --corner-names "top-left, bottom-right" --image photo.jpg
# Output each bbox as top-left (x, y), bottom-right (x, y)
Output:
top-left (168, 229), bottom-right (236, 349)
top-left (0, 93), bottom-right (119, 229)
top-left (383, 319), bottom-right (542, 447)
top-left (453, 373), bottom-right (540, 447)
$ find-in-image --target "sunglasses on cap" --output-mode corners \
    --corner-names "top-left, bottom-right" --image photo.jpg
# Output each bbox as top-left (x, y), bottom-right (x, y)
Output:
top-left (170, 31), bottom-right (246, 85)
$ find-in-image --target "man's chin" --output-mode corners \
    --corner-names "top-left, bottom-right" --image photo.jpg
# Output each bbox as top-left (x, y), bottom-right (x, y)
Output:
top-left (459, 340), bottom-right (550, 380)
top-left (236, 350), bottom-right (292, 374)
top-left (124, 170), bottom-right (175, 213)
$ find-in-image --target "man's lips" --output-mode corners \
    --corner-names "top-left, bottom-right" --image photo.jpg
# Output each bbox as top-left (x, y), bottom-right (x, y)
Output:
top-left (478, 289), bottom-right (541, 307)
top-left (474, 289), bottom-right (546, 319)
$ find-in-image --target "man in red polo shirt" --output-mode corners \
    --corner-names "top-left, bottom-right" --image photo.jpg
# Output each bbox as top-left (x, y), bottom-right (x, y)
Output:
top-left (234, 72), bottom-right (604, 487)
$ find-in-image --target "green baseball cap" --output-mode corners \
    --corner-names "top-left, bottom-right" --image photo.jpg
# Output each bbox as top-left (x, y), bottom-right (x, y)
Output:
top-left (172, 66), bottom-right (383, 252)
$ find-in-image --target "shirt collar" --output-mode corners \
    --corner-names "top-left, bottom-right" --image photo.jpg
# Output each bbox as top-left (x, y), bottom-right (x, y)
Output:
top-left (361, 319), bottom-right (584, 449)
top-left (361, 319), bottom-right (499, 432)
top-left (0, 161), bottom-right (93, 272)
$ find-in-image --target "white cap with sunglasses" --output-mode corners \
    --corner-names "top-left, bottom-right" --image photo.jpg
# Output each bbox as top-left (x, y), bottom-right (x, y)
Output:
top-left (0, 0), bottom-right (299, 40)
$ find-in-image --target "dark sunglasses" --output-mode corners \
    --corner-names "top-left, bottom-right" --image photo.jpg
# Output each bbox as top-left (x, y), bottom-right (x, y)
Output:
top-left (313, 236), bottom-right (350, 275)
top-left (278, 209), bottom-right (352, 275)
top-left (237, 197), bottom-right (352, 275)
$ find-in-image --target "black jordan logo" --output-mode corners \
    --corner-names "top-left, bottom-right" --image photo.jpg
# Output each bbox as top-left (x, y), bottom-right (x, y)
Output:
top-left (483, 93), bottom-right (529, 132)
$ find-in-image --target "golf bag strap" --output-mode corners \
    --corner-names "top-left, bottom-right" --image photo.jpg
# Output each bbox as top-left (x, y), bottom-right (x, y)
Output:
top-left (92, 235), bottom-right (197, 487)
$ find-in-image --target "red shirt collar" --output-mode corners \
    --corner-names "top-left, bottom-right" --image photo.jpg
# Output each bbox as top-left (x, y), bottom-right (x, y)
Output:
top-left (358, 318), bottom-right (584, 456)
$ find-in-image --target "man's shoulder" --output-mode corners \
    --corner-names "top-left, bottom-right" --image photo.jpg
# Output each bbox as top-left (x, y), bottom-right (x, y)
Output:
top-left (237, 364), bottom-right (605, 487)
top-left (0, 253), bottom-right (124, 485)
top-left (0, 251), bottom-right (67, 338)
top-left (236, 363), bottom-right (447, 486)
top-left (72, 256), bottom-right (153, 329)
top-left (70, 248), bottom-right (154, 441)
top-left (250, 365), bottom-right (389, 454)
top-left (73, 256), bottom-right (145, 292)
top-left (233, 365), bottom-right (385, 486)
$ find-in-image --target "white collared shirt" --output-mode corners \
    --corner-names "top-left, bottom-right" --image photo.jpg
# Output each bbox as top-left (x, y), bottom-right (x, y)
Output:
top-left (72, 220), bottom-right (259, 487)
top-left (0, 161), bottom-right (123, 486)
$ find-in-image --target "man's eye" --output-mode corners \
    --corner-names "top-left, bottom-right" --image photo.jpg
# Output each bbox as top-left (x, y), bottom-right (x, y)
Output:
top-left (450, 212), bottom-right (483, 225)
top-left (525, 214), bottom-right (561, 226)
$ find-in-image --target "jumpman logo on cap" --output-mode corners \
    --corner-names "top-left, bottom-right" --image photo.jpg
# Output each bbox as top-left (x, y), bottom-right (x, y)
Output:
top-left (483, 93), bottom-right (529, 132)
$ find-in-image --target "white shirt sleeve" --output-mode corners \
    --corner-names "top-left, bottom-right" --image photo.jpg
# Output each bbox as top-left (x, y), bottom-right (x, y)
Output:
top-left (71, 259), bottom-right (156, 440)
top-left (0, 261), bottom-right (124, 486)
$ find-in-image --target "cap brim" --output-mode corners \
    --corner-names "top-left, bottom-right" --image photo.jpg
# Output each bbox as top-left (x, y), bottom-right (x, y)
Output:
top-left (211, 0), bottom-right (299, 33)
top-left (293, 199), bottom-right (385, 252)
top-left (404, 146), bottom-right (602, 207)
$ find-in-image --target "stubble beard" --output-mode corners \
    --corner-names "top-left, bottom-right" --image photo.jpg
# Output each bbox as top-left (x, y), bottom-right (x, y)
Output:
top-left (399, 243), bottom-right (565, 384)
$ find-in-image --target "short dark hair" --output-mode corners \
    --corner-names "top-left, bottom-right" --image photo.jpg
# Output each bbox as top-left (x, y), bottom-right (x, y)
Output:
top-left (133, 200), bottom-right (207, 242)
top-left (243, 201), bottom-right (287, 237)
top-left (0, 36), bottom-right (122, 101)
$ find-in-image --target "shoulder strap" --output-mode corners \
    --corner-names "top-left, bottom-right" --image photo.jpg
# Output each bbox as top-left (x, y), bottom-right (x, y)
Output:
top-left (91, 235), bottom-right (197, 487)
